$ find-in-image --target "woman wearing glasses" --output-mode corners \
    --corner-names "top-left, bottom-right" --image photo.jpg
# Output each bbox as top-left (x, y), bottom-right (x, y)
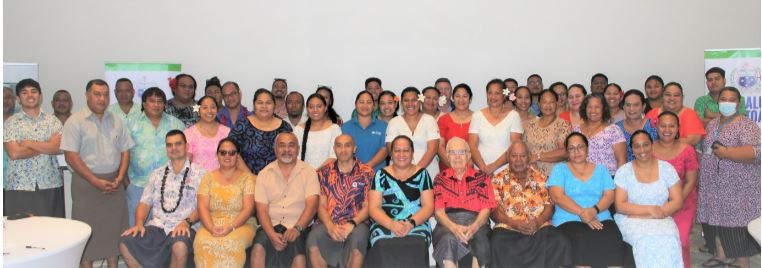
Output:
top-left (547, 132), bottom-right (632, 267)
top-left (645, 82), bottom-right (705, 146)
top-left (194, 138), bottom-right (257, 267)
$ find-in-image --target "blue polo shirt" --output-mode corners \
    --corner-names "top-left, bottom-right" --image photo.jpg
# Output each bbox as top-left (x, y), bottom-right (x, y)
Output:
top-left (341, 118), bottom-right (387, 171)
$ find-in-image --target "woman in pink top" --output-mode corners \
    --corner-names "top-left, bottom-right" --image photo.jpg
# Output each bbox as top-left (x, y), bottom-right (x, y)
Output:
top-left (184, 96), bottom-right (230, 171)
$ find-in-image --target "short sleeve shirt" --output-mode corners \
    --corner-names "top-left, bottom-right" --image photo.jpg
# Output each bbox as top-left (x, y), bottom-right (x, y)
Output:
top-left (469, 110), bottom-right (523, 172)
top-left (294, 124), bottom-right (342, 168)
top-left (434, 168), bottom-right (496, 213)
top-left (572, 124), bottom-right (626, 176)
top-left (60, 108), bottom-right (135, 173)
top-left (341, 118), bottom-right (387, 172)
top-left (165, 99), bottom-right (200, 128)
top-left (645, 107), bottom-right (706, 139)
top-left (317, 160), bottom-right (374, 224)
top-left (386, 114), bottom-right (441, 175)
top-left (547, 163), bottom-right (615, 226)
top-left (694, 94), bottom-right (747, 119)
top-left (184, 124), bottom-right (230, 171)
top-left (3, 110), bottom-right (63, 190)
top-left (107, 103), bottom-right (141, 122)
top-left (613, 161), bottom-right (678, 206)
top-left (255, 160), bottom-right (320, 227)
top-left (492, 166), bottom-right (552, 230)
top-left (126, 113), bottom-right (186, 187)
top-left (140, 160), bottom-right (206, 233)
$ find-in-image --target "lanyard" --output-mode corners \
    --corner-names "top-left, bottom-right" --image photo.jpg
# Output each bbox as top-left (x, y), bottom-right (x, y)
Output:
top-left (713, 114), bottom-right (737, 141)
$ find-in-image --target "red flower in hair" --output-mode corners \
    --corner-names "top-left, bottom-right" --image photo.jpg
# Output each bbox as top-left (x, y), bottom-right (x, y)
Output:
top-left (393, 96), bottom-right (400, 102)
top-left (168, 77), bottom-right (177, 90)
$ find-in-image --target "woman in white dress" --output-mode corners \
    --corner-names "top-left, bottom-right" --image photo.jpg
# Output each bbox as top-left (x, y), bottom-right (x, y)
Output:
top-left (468, 79), bottom-right (523, 175)
top-left (294, 93), bottom-right (342, 169)
top-left (386, 87), bottom-right (440, 176)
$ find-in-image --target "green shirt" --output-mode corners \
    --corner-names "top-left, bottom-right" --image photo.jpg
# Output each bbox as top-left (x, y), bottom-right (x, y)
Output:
top-left (693, 94), bottom-right (747, 119)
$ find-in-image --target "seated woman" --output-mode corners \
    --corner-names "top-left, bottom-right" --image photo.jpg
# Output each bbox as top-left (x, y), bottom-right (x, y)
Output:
top-left (547, 132), bottom-right (633, 267)
top-left (491, 142), bottom-right (571, 268)
top-left (367, 135), bottom-right (435, 268)
top-left (432, 137), bottom-right (495, 268)
top-left (193, 138), bottom-right (257, 267)
top-left (613, 130), bottom-right (684, 267)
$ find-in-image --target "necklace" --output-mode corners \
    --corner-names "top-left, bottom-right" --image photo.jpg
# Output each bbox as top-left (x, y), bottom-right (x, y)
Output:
top-left (160, 166), bottom-right (190, 213)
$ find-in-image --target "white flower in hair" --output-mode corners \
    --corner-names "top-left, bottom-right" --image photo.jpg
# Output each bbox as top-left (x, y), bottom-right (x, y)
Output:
top-left (438, 95), bottom-right (447, 106)
top-left (418, 94), bottom-right (426, 103)
top-left (192, 104), bottom-right (200, 113)
top-left (503, 88), bottom-right (517, 101)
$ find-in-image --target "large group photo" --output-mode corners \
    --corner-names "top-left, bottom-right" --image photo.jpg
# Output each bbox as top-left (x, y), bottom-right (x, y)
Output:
top-left (3, 1), bottom-right (761, 268)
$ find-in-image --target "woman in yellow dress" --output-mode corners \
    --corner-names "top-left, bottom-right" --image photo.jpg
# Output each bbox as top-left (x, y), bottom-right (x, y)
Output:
top-left (194, 138), bottom-right (257, 267)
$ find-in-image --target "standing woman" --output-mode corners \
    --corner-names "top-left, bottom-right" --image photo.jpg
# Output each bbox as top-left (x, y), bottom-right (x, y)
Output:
top-left (437, 83), bottom-right (473, 170)
top-left (550, 82), bottom-right (568, 116)
top-left (616, 90), bottom-right (658, 161)
top-left (574, 94), bottom-right (627, 177)
top-left (377, 90), bottom-right (398, 123)
top-left (643, 75), bottom-right (665, 114)
top-left (367, 136), bottom-right (435, 268)
top-left (166, 73), bottom-right (201, 128)
top-left (194, 138), bottom-right (257, 267)
top-left (228, 89), bottom-right (292, 175)
top-left (513, 86), bottom-right (536, 124)
top-left (645, 82), bottom-right (705, 146)
top-left (604, 83), bottom-right (625, 123)
top-left (316, 86), bottom-right (343, 126)
top-left (386, 87), bottom-right (440, 177)
top-left (547, 132), bottom-right (632, 267)
top-left (559, 84), bottom-right (587, 127)
top-left (295, 94), bottom-right (342, 169)
top-left (204, 76), bottom-right (224, 109)
top-left (468, 79), bottom-right (523, 175)
top-left (652, 111), bottom-right (699, 268)
top-left (613, 130), bottom-right (684, 267)
top-left (523, 89), bottom-right (571, 177)
top-left (422, 86), bottom-right (443, 120)
top-left (185, 96), bottom-right (230, 171)
top-left (342, 91), bottom-right (388, 172)
top-left (698, 87), bottom-right (760, 268)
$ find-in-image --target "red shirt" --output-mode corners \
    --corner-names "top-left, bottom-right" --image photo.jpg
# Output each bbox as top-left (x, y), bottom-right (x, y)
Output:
top-left (433, 168), bottom-right (497, 212)
top-left (437, 114), bottom-right (471, 170)
top-left (644, 107), bottom-right (706, 139)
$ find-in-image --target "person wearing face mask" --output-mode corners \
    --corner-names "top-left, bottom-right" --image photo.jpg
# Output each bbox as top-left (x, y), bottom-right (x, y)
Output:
top-left (697, 87), bottom-right (761, 268)
top-left (695, 67), bottom-right (748, 126)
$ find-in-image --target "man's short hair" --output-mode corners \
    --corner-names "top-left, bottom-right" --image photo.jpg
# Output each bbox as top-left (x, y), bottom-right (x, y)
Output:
top-left (591, 73), bottom-right (608, 83)
top-left (435, 78), bottom-right (451, 86)
top-left (166, 129), bottom-right (187, 143)
top-left (705, 67), bottom-right (726, 79)
top-left (115, 78), bottom-right (133, 88)
top-left (222, 81), bottom-right (240, 92)
top-left (86, 79), bottom-right (109, 92)
top-left (364, 77), bottom-right (382, 88)
top-left (15, 78), bottom-right (41, 96)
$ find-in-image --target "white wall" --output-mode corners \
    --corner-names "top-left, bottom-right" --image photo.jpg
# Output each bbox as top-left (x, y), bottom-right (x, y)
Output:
top-left (4, 0), bottom-right (760, 118)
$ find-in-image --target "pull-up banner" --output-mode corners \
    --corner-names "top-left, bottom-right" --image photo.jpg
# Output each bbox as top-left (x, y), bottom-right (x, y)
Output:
top-left (104, 63), bottom-right (182, 104)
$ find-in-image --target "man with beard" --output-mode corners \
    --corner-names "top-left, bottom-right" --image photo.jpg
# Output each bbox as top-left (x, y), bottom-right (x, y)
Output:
top-left (272, 78), bottom-right (289, 119)
top-left (286, 91), bottom-right (307, 128)
top-left (218, 81), bottom-right (251, 128)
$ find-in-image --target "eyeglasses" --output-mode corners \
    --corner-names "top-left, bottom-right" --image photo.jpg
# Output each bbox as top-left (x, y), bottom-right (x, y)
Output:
top-left (218, 150), bottom-right (238, 156)
top-left (447, 150), bottom-right (468, 155)
top-left (567, 145), bottom-right (587, 152)
top-left (177, 83), bottom-right (195, 90)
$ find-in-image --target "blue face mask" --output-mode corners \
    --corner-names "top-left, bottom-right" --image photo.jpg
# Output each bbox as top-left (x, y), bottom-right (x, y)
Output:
top-left (718, 102), bottom-right (737, 117)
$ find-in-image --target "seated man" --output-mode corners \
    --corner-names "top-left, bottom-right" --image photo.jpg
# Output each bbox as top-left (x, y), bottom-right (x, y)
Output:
top-left (252, 132), bottom-right (319, 268)
top-left (307, 134), bottom-right (374, 268)
top-left (119, 130), bottom-right (206, 268)
top-left (490, 142), bottom-right (571, 267)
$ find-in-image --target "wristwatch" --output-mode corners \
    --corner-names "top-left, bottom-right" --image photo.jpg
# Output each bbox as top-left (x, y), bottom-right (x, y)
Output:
top-left (347, 219), bottom-right (358, 227)
top-left (294, 224), bottom-right (305, 232)
top-left (407, 218), bottom-right (417, 227)
top-left (184, 218), bottom-right (193, 226)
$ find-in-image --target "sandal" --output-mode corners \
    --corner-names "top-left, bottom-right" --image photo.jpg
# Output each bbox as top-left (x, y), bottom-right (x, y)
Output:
top-left (725, 259), bottom-right (748, 268)
top-left (701, 258), bottom-right (727, 267)
top-left (699, 244), bottom-right (710, 252)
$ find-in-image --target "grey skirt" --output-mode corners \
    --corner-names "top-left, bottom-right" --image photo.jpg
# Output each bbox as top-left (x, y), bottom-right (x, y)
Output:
top-left (71, 171), bottom-right (129, 261)
top-left (252, 224), bottom-right (309, 268)
top-left (306, 223), bottom-right (369, 267)
top-left (120, 225), bottom-right (195, 268)
top-left (432, 210), bottom-right (491, 267)
top-left (4, 185), bottom-right (64, 217)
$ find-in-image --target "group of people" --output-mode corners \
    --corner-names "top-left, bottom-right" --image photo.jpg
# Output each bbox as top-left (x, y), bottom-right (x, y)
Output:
top-left (3, 68), bottom-right (759, 268)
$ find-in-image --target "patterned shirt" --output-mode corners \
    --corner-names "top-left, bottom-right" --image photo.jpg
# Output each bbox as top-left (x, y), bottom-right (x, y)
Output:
top-left (492, 166), bottom-right (552, 231)
top-left (3, 110), bottom-right (63, 190)
top-left (165, 99), bottom-right (200, 128)
top-left (140, 160), bottom-right (205, 233)
top-left (126, 113), bottom-right (186, 187)
top-left (107, 103), bottom-right (141, 122)
top-left (694, 94), bottom-right (747, 119)
top-left (433, 168), bottom-right (496, 213)
top-left (217, 105), bottom-right (252, 129)
top-left (60, 108), bottom-right (135, 173)
top-left (317, 159), bottom-right (373, 224)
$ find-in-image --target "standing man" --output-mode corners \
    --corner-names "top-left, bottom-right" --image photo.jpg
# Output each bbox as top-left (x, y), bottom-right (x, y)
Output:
top-left (125, 87), bottom-right (185, 226)
top-left (4, 86), bottom-right (17, 120)
top-left (51, 89), bottom-right (73, 124)
top-left (272, 78), bottom-right (289, 119)
top-left (166, 74), bottom-right (200, 128)
top-left (286, 91), bottom-right (307, 128)
top-left (252, 132), bottom-right (319, 268)
top-left (218, 81), bottom-right (251, 128)
top-left (61, 79), bottom-right (134, 268)
top-left (119, 130), bottom-right (205, 268)
top-left (108, 78), bottom-right (141, 121)
top-left (307, 135), bottom-right (373, 268)
top-left (4, 79), bottom-right (65, 217)
top-left (527, 74), bottom-right (543, 115)
top-left (435, 78), bottom-right (453, 113)
top-left (590, 73), bottom-right (608, 94)
top-left (695, 67), bottom-right (748, 125)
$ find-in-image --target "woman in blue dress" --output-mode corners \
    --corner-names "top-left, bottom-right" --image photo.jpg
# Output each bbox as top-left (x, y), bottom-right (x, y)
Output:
top-left (614, 130), bottom-right (684, 267)
top-left (367, 135), bottom-right (434, 268)
top-left (227, 89), bottom-right (292, 175)
top-left (616, 89), bottom-right (658, 161)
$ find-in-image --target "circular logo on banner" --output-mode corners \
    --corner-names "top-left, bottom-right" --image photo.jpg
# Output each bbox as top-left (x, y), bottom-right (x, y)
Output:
top-left (731, 63), bottom-right (761, 92)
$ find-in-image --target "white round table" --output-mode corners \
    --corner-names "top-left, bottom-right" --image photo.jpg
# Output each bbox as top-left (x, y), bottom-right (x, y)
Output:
top-left (3, 216), bottom-right (91, 268)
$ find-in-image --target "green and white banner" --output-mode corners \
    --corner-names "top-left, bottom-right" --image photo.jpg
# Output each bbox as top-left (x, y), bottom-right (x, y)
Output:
top-left (704, 49), bottom-right (760, 124)
top-left (104, 63), bottom-right (181, 104)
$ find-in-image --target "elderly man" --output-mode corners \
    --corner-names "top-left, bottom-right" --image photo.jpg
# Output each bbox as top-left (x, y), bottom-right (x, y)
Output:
top-left (490, 142), bottom-right (571, 267)
top-left (61, 79), bottom-right (134, 268)
top-left (252, 132), bottom-right (319, 268)
top-left (51, 89), bottom-right (73, 124)
top-left (119, 130), bottom-right (204, 268)
top-left (108, 78), bottom-right (141, 121)
top-left (4, 79), bottom-right (65, 217)
top-left (307, 134), bottom-right (374, 268)
top-left (432, 137), bottom-right (495, 268)
top-left (217, 81), bottom-right (251, 128)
